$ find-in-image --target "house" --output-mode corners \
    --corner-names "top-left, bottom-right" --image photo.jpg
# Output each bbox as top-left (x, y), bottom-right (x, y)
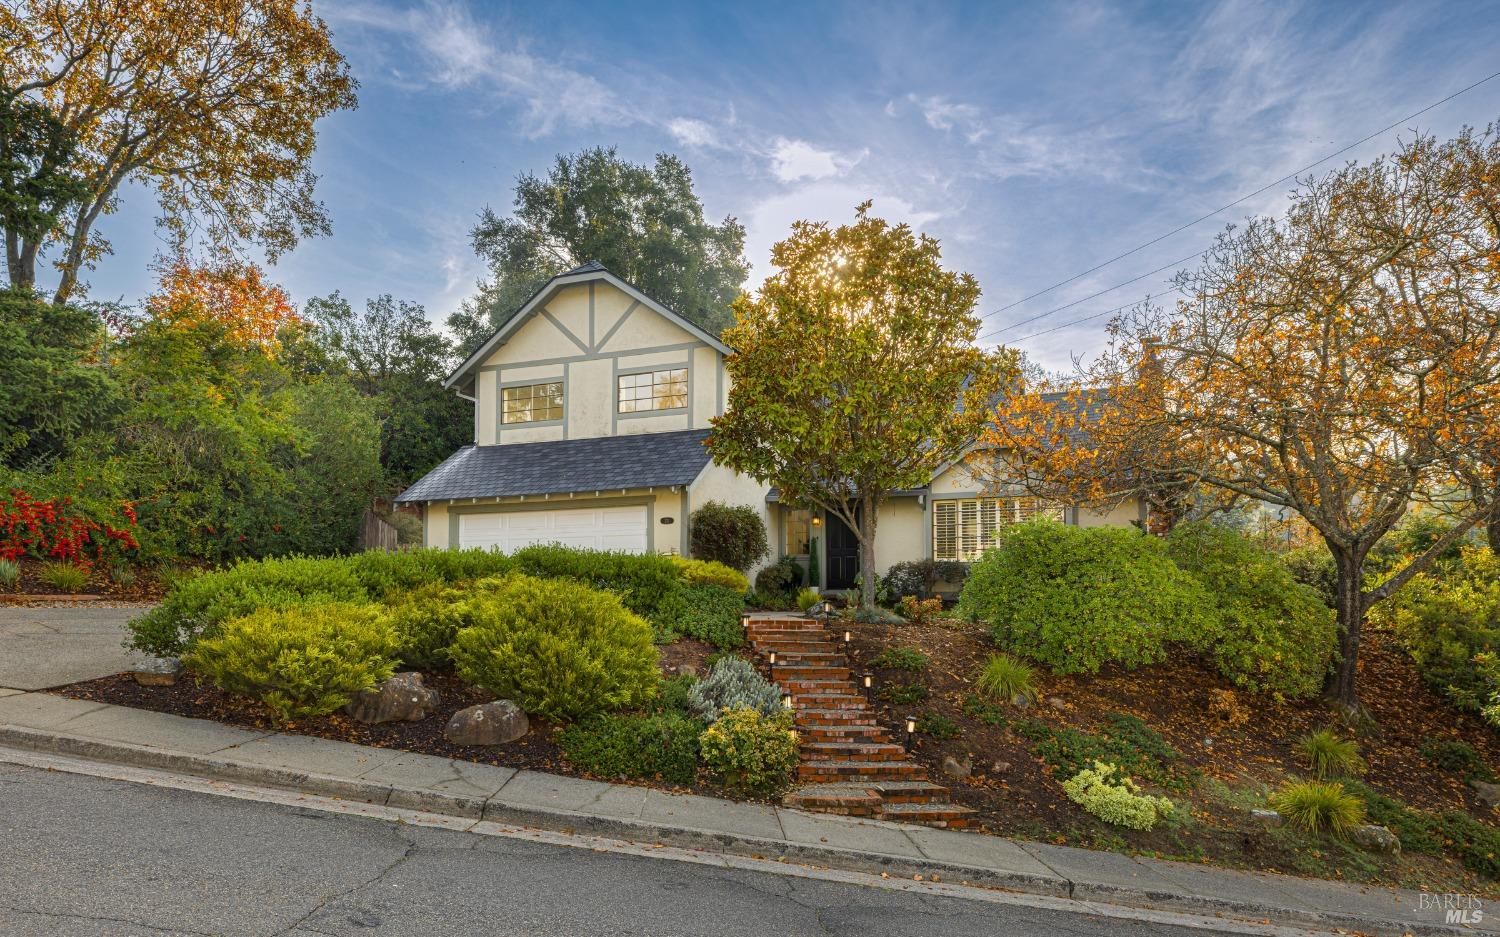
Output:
top-left (397, 262), bottom-right (1142, 590)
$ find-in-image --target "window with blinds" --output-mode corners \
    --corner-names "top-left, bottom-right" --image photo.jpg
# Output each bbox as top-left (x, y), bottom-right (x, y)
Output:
top-left (932, 497), bottom-right (1064, 560)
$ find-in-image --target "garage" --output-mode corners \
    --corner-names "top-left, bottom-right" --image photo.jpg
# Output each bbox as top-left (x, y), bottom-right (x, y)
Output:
top-left (457, 505), bottom-right (649, 554)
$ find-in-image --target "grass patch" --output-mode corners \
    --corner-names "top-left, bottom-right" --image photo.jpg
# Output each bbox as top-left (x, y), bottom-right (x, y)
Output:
top-left (1016, 713), bottom-right (1196, 792)
top-left (878, 682), bottom-right (928, 705)
top-left (871, 646), bottom-right (930, 671)
top-left (1269, 781), bottom-right (1366, 837)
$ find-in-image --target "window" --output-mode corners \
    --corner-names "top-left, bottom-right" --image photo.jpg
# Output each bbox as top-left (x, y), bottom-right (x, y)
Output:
top-left (932, 497), bottom-right (1064, 561)
top-left (502, 381), bottom-right (563, 424)
top-left (784, 509), bottom-right (812, 555)
top-left (618, 368), bottom-right (687, 413)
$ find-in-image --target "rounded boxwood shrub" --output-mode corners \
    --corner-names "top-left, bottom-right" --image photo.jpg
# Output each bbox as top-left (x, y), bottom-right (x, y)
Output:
top-left (183, 603), bottom-right (398, 724)
top-left (699, 707), bottom-right (799, 795)
top-left (657, 583), bottom-right (746, 649)
top-left (559, 710), bottom-right (703, 785)
top-left (689, 501), bottom-right (768, 572)
top-left (381, 581), bottom-right (470, 670)
top-left (1165, 522), bottom-right (1335, 699)
top-left (958, 520), bottom-right (1203, 673)
top-left (753, 555), bottom-right (803, 597)
top-left (449, 573), bottom-right (658, 721)
top-left (669, 555), bottom-right (750, 592)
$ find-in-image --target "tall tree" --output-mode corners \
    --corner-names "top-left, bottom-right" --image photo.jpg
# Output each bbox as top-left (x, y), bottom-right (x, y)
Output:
top-left (0, 86), bottom-right (90, 288)
top-left (0, 0), bottom-right (356, 302)
top-left (985, 127), bottom-right (1500, 717)
top-left (708, 203), bottom-right (1017, 606)
top-left (305, 292), bottom-right (470, 489)
top-left (148, 257), bottom-right (300, 353)
top-left (453, 147), bottom-right (748, 352)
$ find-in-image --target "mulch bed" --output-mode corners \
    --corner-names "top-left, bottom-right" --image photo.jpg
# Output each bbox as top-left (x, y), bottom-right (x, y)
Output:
top-left (3, 556), bottom-right (169, 602)
top-left (845, 618), bottom-right (1500, 893)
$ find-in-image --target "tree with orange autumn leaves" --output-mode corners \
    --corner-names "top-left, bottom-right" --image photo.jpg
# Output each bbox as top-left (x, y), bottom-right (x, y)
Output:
top-left (146, 257), bottom-right (300, 352)
top-left (983, 125), bottom-right (1500, 717)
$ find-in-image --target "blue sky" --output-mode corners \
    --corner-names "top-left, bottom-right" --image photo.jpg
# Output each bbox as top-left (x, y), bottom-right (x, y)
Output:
top-left (87, 0), bottom-right (1500, 370)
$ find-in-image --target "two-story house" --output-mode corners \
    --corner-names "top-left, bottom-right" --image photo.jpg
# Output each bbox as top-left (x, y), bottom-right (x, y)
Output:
top-left (397, 262), bottom-right (1142, 590)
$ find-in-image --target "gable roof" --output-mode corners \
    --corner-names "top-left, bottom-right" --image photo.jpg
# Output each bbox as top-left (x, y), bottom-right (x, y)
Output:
top-left (444, 262), bottom-right (731, 389)
top-left (395, 428), bottom-right (714, 503)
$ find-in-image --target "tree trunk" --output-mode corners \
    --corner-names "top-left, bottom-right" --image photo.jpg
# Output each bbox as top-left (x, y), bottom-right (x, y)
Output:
top-left (858, 492), bottom-right (879, 608)
top-left (1326, 546), bottom-right (1369, 718)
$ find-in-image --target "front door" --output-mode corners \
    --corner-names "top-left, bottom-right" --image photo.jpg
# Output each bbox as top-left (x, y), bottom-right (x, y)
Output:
top-left (824, 511), bottom-right (859, 590)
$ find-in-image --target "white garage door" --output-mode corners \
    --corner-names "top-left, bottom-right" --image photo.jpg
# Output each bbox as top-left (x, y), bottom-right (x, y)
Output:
top-left (458, 505), bottom-right (649, 554)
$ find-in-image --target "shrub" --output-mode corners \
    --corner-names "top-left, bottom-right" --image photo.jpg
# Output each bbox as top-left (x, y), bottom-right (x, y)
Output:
top-left (1062, 761), bottom-right (1174, 831)
top-left (974, 653), bottom-right (1037, 704)
top-left (1345, 779), bottom-right (1500, 878)
top-left (183, 603), bottom-right (398, 723)
top-left (657, 583), bottom-right (745, 649)
top-left (878, 682), bottom-right (928, 704)
top-left (960, 695), bottom-right (1009, 726)
top-left (39, 561), bottom-right (89, 593)
top-left (1017, 713), bottom-right (1194, 790)
top-left (650, 674), bottom-right (699, 717)
top-left (1420, 739), bottom-right (1495, 783)
top-left (1280, 545), bottom-right (1337, 607)
top-left (669, 555), bottom-right (750, 592)
top-left (1297, 729), bottom-right (1365, 780)
top-left (0, 558), bottom-right (18, 590)
top-left (1269, 781), bottom-right (1366, 837)
top-left (916, 712), bottom-right (961, 739)
top-left (509, 544), bottom-right (681, 623)
top-left (381, 581), bottom-right (469, 669)
top-left (959, 520), bottom-right (1202, 674)
top-left (449, 573), bottom-right (658, 721)
top-left (871, 646), bottom-right (929, 671)
top-left (1206, 689), bottom-right (1249, 730)
top-left (0, 489), bottom-right (140, 567)
top-left (745, 588), bottom-right (795, 611)
top-left (689, 501), bottom-right (769, 572)
top-left (699, 707), bottom-right (799, 795)
top-left (1165, 522), bottom-right (1335, 699)
top-left (559, 710), bottom-right (703, 785)
top-left (1372, 547), bottom-right (1500, 721)
top-left (795, 587), bottom-right (822, 612)
top-left (897, 595), bottom-right (943, 626)
top-left (108, 564), bottom-right (136, 589)
top-left (753, 555), bottom-right (802, 597)
top-left (688, 655), bottom-right (784, 721)
top-left (884, 560), bottom-right (935, 600)
top-left (845, 604), bottom-right (903, 624)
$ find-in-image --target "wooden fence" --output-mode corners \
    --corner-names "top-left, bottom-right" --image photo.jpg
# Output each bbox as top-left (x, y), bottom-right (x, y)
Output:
top-left (357, 510), bottom-right (400, 553)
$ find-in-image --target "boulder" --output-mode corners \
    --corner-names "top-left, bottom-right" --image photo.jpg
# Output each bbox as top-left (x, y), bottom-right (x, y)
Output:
top-left (941, 755), bottom-right (972, 780)
top-left (131, 657), bottom-right (183, 687)
top-left (1470, 779), bottom-right (1500, 808)
top-left (1350, 824), bottom-right (1400, 854)
top-left (1010, 694), bottom-right (1032, 709)
top-left (1047, 696), bottom-right (1067, 712)
top-left (343, 672), bottom-right (439, 724)
top-left (1250, 809), bottom-right (1284, 828)
top-left (445, 700), bottom-right (529, 746)
top-left (989, 760), bottom-right (1013, 776)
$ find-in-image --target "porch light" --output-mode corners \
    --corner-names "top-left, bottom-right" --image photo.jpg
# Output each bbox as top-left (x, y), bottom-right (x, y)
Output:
top-left (811, 516), bottom-right (822, 526)
top-left (904, 715), bottom-right (917, 749)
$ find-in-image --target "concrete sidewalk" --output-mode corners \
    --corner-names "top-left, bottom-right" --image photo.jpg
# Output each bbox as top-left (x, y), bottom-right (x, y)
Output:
top-left (0, 604), bottom-right (152, 691)
top-left (0, 689), bottom-right (1487, 937)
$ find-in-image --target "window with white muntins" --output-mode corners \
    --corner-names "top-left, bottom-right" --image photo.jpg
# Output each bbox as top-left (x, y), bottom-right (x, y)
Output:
top-left (932, 497), bottom-right (1064, 561)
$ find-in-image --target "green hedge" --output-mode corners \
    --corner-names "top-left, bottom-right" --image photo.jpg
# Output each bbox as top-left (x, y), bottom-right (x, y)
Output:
top-left (658, 583), bottom-right (746, 648)
top-left (958, 521), bottom-right (1202, 673)
top-left (559, 710), bottom-right (703, 785)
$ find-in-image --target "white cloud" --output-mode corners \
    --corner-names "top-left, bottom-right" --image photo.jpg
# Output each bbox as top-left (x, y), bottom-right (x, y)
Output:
top-left (744, 183), bottom-right (943, 287)
top-left (767, 138), bottom-right (863, 183)
top-left (667, 117), bottom-right (723, 149)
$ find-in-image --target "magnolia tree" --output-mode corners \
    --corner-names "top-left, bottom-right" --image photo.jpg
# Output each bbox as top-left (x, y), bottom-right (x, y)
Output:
top-left (708, 203), bottom-right (1017, 606)
top-left (985, 126), bottom-right (1500, 717)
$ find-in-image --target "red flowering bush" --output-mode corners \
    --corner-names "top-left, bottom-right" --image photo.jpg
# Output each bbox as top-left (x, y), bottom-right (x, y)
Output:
top-left (0, 490), bottom-right (140, 567)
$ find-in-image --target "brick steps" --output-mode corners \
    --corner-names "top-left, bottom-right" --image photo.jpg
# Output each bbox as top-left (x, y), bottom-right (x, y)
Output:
top-left (746, 614), bottom-right (975, 830)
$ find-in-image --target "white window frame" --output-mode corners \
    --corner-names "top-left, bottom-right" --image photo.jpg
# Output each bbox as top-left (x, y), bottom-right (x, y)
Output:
top-left (932, 497), bottom-right (1064, 561)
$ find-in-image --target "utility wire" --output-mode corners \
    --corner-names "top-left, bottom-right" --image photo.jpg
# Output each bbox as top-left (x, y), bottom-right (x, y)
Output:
top-left (979, 249), bottom-right (1202, 341)
top-left (977, 68), bottom-right (1500, 334)
top-left (1008, 285), bottom-right (1185, 344)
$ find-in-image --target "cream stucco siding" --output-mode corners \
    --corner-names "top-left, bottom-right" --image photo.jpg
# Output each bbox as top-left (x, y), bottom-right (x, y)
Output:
top-left (1077, 499), bottom-right (1144, 528)
top-left (872, 498), bottom-right (927, 570)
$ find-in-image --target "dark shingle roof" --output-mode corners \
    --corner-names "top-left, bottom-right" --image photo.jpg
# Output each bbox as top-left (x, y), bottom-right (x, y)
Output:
top-left (395, 429), bottom-right (713, 503)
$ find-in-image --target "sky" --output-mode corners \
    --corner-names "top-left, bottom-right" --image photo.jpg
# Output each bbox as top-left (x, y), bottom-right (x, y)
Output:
top-left (83, 0), bottom-right (1500, 371)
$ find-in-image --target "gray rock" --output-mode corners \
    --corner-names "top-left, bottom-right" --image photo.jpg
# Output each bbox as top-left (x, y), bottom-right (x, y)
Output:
top-left (1047, 696), bottom-right (1067, 712)
top-left (1250, 808), bottom-right (1284, 828)
top-left (677, 663), bottom-right (699, 678)
top-left (1350, 824), bottom-right (1400, 854)
top-left (1010, 693), bottom-right (1032, 709)
top-left (131, 657), bottom-right (183, 687)
top-left (343, 672), bottom-right (439, 724)
top-left (1470, 779), bottom-right (1500, 808)
top-left (445, 700), bottom-right (529, 747)
top-left (941, 755), bottom-right (972, 780)
top-left (989, 760), bottom-right (1013, 776)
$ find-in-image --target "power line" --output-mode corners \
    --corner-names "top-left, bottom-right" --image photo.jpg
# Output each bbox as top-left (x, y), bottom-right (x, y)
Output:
top-left (978, 68), bottom-right (1500, 332)
top-left (1007, 285), bottom-right (1185, 345)
top-left (979, 248), bottom-right (1202, 341)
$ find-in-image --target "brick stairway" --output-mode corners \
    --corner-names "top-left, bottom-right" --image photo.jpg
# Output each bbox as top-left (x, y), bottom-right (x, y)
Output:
top-left (746, 615), bottom-right (975, 828)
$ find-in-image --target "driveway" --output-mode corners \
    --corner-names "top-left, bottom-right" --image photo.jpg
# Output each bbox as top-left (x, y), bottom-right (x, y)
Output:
top-left (0, 604), bottom-right (152, 691)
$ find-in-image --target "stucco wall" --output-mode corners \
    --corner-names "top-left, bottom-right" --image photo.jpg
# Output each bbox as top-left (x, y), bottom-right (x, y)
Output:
top-left (471, 278), bottom-right (725, 445)
top-left (687, 462), bottom-right (773, 574)
top-left (1077, 499), bottom-right (1144, 528)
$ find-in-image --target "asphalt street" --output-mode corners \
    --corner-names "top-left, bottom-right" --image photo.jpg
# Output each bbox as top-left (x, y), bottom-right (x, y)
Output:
top-left (0, 761), bottom-right (1266, 937)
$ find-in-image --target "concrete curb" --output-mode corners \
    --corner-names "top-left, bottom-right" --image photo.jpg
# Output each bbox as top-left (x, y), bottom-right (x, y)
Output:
top-left (0, 722), bottom-right (1481, 937)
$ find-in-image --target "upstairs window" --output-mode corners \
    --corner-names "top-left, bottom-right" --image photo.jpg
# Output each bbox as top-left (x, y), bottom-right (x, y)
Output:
top-left (618, 368), bottom-right (687, 413)
top-left (932, 497), bottom-right (1064, 561)
top-left (502, 381), bottom-right (564, 424)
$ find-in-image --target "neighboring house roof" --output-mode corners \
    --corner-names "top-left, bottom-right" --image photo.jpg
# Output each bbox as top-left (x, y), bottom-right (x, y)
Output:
top-left (444, 261), bottom-right (732, 390)
top-left (395, 429), bottom-right (713, 503)
top-left (765, 488), bottom-right (925, 503)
